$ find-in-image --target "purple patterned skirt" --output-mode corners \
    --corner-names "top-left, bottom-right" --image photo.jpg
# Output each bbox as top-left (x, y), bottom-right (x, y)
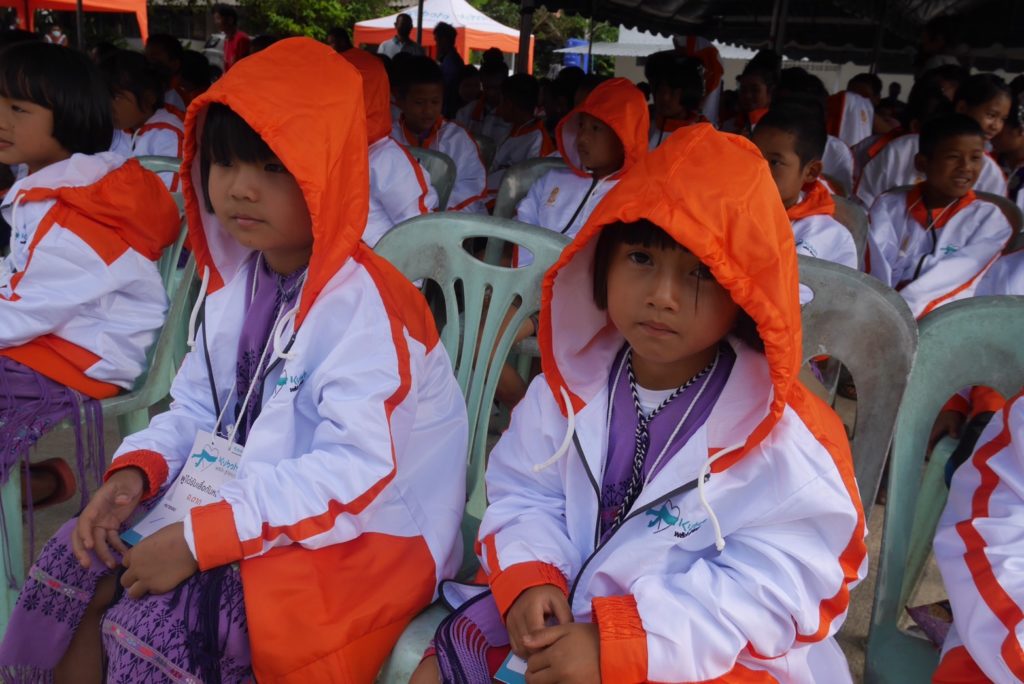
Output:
top-left (0, 513), bottom-right (252, 683)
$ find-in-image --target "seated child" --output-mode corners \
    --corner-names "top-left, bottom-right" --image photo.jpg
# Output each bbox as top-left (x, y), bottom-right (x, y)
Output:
top-left (487, 74), bottom-right (556, 198)
top-left (648, 54), bottom-right (706, 149)
top-left (101, 49), bottom-right (186, 191)
top-left (342, 47), bottom-right (438, 246)
top-left (932, 389), bottom-right (1024, 682)
top-left (0, 42), bottom-right (179, 505)
top-left (994, 89), bottom-right (1024, 213)
top-left (0, 38), bottom-right (468, 682)
top-left (516, 78), bottom-right (649, 250)
top-left (391, 55), bottom-right (487, 213)
top-left (412, 124), bottom-right (866, 684)
top-left (721, 49), bottom-right (778, 135)
top-left (826, 76), bottom-right (876, 147)
top-left (866, 113), bottom-right (1012, 319)
top-left (752, 105), bottom-right (858, 296)
top-left (857, 74), bottom-right (1011, 208)
top-left (455, 60), bottom-right (511, 146)
top-left (144, 33), bottom-right (188, 112)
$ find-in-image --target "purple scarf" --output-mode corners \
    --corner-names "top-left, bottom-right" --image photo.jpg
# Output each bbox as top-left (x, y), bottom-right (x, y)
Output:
top-left (231, 256), bottom-right (305, 446)
top-left (599, 343), bottom-right (735, 539)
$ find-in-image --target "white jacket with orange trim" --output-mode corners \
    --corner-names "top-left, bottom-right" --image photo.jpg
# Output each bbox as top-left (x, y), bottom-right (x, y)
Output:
top-left (0, 153), bottom-right (179, 398)
top-left (856, 132), bottom-right (1008, 208)
top-left (391, 117), bottom-right (487, 213)
top-left (456, 97), bottom-right (512, 147)
top-left (487, 118), bottom-right (555, 196)
top-left (977, 250), bottom-right (1024, 296)
top-left (934, 391), bottom-right (1024, 683)
top-left (474, 125), bottom-right (866, 683)
top-left (866, 186), bottom-right (1011, 318)
top-left (788, 182), bottom-right (858, 269)
top-left (342, 48), bottom-right (440, 247)
top-left (823, 135), bottom-right (855, 196)
top-left (131, 105), bottom-right (186, 191)
top-left (515, 79), bottom-right (649, 264)
top-left (826, 91), bottom-right (874, 147)
top-left (105, 40), bottom-right (468, 683)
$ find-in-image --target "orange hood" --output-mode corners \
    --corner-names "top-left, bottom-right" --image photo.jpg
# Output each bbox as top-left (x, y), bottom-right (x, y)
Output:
top-left (181, 38), bottom-right (369, 330)
top-left (342, 47), bottom-right (391, 144)
top-left (556, 78), bottom-right (649, 178)
top-left (19, 157), bottom-right (179, 261)
top-left (540, 124), bottom-right (801, 432)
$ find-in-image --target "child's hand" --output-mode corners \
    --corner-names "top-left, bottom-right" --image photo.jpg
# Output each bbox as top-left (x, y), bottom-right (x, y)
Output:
top-left (505, 584), bottom-right (573, 658)
top-left (72, 467), bottom-right (145, 569)
top-left (523, 622), bottom-right (601, 684)
top-left (121, 522), bottom-right (198, 599)
top-left (929, 409), bottom-right (966, 453)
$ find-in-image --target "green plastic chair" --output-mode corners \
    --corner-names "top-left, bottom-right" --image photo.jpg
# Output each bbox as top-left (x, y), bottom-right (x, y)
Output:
top-left (833, 196), bottom-right (869, 270)
top-left (798, 255), bottom-right (918, 511)
top-left (136, 155), bottom-right (185, 214)
top-left (865, 295), bottom-right (1024, 684)
top-left (406, 147), bottom-right (456, 211)
top-left (373, 213), bottom-right (570, 683)
top-left (491, 157), bottom-right (567, 220)
top-left (472, 133), bottom-right (497, 170)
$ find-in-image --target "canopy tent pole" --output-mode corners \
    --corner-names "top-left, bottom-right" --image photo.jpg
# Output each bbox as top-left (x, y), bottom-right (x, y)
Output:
top-left (416, 0), bottom-right (424, 45)
top-left (76, 0), bottom-right (83, 49)
top-left (516, 0), bottom-right (533, 74)
top-left (870, 0), bottom-right (887, 74)
top-left (769, 0), bottom-right (790, 54)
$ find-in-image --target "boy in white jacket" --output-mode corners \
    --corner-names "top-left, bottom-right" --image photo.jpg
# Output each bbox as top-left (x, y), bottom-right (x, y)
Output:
top-left (867, 113), bottom-right (1012, 319)
top-left (0, 39), bottom-right (468, 684)
top-left (413, 124), bottom-right (866, 683)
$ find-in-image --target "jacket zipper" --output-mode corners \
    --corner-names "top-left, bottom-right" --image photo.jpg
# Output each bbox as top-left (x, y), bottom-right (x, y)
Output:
top-left (560, 176), bottom-right (601, 235)
top-left (566, 429), bottom-right (707, 607)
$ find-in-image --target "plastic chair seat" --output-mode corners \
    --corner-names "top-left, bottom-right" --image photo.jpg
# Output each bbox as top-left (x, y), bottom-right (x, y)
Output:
top-left (406, 147), bottom-right (456, 211)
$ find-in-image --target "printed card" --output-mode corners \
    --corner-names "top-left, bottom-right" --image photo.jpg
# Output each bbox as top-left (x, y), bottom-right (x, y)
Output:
top-left (494, 653), bottom-right (527, 684)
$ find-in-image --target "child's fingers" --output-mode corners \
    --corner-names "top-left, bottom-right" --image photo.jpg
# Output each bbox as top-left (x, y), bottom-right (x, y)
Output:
top-left (549, 596), bottom-right (573, 625)
top-left (70, 523), bottom-right (91, 568)
top-left (125, 580), bottom-right (148, 600)
top-left (92, 528), bottom-right (118, 569)
top-left (107, 529), bottom-right (129, 557)
top-left (523, 624), bottom-right (568, 650)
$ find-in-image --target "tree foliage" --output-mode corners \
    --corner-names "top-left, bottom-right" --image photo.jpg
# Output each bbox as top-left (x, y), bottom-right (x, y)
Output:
top-left (238, 0), bottom-right (392, 40)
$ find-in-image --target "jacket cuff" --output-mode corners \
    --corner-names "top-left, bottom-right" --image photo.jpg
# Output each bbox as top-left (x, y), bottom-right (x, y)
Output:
top-left (190, 500), bottom-right (244, 570)
top-left (489, 561), bottom-right (568, 618)
top-left (969, 386), bottom-right (1005, 416)
top-left (942, 394), bottom-right (970, 415)
top-left (592, 594), bottom-right (648, 684)
top-left (104, 450), bottom-right (168, 500)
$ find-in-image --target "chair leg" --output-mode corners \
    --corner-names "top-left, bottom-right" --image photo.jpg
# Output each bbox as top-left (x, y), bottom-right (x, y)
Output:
top-left (116, 410), bottom-right (150, 439)
top-left (0, 468), bottom-right (25, 640)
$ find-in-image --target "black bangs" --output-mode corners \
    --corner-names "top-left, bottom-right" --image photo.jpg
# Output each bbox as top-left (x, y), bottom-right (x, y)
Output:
top-left (0, 41), bottom-right (112, 155)
top-left (199, 103), bottom-right (275, 212)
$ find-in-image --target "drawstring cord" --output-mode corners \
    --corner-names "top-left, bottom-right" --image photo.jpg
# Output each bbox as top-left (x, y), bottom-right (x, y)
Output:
top-left (697, 443), bottom-right (743, 552)
top-left (533, 386), bottom-right (576, 472)
top-left (271, 305), bottom-right (299, 361)
top-left (186, 265), bottom-right (211, 350)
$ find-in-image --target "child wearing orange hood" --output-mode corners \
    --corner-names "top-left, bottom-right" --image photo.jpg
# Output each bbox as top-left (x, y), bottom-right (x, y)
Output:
top-left (0, 38), bottom-right (468, 684)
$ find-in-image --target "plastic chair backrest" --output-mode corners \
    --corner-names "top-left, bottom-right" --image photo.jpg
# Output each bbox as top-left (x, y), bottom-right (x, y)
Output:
top-left (832, 196), bottom-right (869, 269)
top-left (473, 133), bottom-right (497, 170)
top-left (374, 213), bottom-right (570, 565)
top-left (823, 173), bottom-right (849, 197)
top-left (798, 256), bottom-right (918, 510)
top-left (492, 157), bottom-right (568, 219)
top-left (136, 155), bottom-right (185, 213)
top-left (158, 225), bottom-right (189, 294)
top-left (406, 147), bottom-right (456, 211)
top-left (865, 296), bottom-right (1024, 684)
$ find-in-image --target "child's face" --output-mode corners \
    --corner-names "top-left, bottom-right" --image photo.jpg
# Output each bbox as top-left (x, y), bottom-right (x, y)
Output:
top-left (957, 94), bottom-right (1012, 141)
top-left (738, 74), bottom-right (770, 113)
top-left (482, 74), bottom-right (503, 109)
top-left (605, 241), bottom-right (739, 389)
top-left (0, 97), bottom-right (70, 175)
top-left (111, 89), bottom-right (154, 130)
top-left (993, 124), bottom-right (1024, 157)
top-left (653, 83), bottom-right (684, 120)
top-left (207, 156), bottom-right (314, 275)
top-left (914, 134), bottom-right (985, 202)
top-left (398, 83), bottom-right (443, 135)
top-left (458, 75), bottom-right (481, 106)
top-left (751, 126), bottom-right (821, 208)
top-left (575, 112), bottom-right (624, 178)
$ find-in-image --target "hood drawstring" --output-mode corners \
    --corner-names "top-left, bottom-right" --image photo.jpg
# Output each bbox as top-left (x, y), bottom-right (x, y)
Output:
top-left (697, 443), bottom-right (744, 552)
top-left (271, 304), bottom-right (300, 361)
top-left (186, 265), bottom-right (211, 350)
top-left (533, 386), bottom-right (577, 472)
top-left (8, 192), bottom-right (25, 245)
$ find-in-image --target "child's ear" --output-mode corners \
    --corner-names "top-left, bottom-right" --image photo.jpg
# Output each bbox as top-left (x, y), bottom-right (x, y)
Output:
top-left (913, 153), bottom-right (927, 174)
top-left (801, 159), bottom-right (823, 185)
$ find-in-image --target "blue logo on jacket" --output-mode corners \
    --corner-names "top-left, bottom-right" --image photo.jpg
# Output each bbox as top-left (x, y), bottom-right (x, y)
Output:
top-left (646, 500), bottom-right (706, 539)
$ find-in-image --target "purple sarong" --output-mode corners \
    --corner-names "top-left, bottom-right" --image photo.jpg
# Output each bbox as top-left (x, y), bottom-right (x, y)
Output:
top-left (0, 356), bottom-right (104, 587)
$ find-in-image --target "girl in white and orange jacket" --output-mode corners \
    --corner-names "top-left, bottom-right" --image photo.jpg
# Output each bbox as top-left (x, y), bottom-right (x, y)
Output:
top-left (414, 124), bottom-right (866, 683)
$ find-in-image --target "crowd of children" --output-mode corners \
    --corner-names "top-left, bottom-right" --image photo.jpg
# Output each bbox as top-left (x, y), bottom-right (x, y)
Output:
top-left (0, 19), bottom-right (1020, 684)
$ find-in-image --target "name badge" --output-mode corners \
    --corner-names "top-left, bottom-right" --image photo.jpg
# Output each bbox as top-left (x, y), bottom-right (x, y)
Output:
top-left (122, 430), bottom-right (243, 546)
